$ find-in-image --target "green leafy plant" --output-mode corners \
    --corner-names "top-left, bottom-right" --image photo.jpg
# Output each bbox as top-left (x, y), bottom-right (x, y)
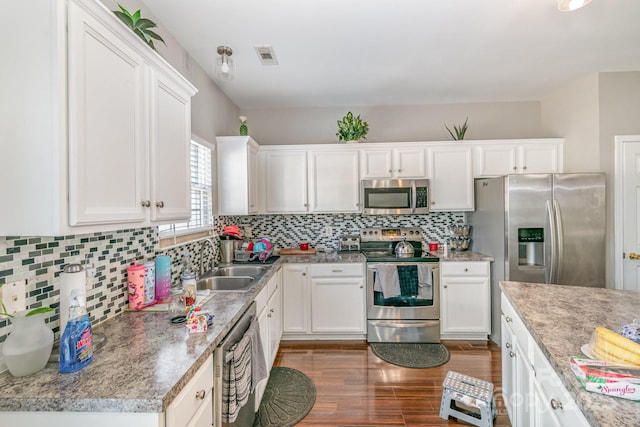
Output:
top-left (337, 112), bottom-right (369, 142)
top-left (0, 282), bottom-right (52, 318)
top-left (113, 4), bottom-right (165, 51)
top-left (445, 117), bottom-right (469, 141)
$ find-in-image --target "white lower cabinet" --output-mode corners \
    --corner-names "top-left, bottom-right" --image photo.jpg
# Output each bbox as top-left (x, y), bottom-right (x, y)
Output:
top-left (166, 355), bottom-right (214, 427)
top-left (501, 294), bottom-right (589, 427)
top-left (440, 262), bottom-right (491, 340)
top-left (255, 269), bottom-right (283, 407)
top-left (282, 263), bottom-right (366, 339)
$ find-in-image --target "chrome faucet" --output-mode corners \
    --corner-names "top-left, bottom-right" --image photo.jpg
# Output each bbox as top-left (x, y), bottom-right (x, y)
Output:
top-left (200, 238), bottom-right (215, 276)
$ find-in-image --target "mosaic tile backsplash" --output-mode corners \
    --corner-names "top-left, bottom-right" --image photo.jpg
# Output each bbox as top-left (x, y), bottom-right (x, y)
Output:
top-left (220, 212), bottom-right (466, 250)
top-left (0, 212), bottom-right (463, 345)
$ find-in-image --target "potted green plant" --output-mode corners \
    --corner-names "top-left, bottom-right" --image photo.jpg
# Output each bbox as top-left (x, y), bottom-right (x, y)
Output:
top-left (445, 117), bottom-right (469, 141)
top-left (113, 4), bottom-right (166, 51)
top-left (337, 112), bottom-right (369, 143)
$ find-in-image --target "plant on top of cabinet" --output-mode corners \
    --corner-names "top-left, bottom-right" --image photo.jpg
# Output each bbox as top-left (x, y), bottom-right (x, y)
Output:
top-left (113, 4), bottom-right (165, 50)
top-left (337, 111), bottom-right (369, 142)
top-left (239, 115), bottom-right (248, 136)
top-left (445, 117), bottom-right (469, 141)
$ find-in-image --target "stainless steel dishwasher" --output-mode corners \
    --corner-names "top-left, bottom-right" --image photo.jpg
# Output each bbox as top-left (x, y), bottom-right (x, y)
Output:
top-left (213, 302), bottom-right (257, 427)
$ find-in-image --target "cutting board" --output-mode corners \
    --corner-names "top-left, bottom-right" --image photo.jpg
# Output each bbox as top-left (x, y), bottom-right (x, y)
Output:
top-left (278, 248), bottom-right (317, 255)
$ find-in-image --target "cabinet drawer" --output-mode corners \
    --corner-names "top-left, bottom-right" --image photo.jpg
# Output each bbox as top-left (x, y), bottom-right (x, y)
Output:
top-left (254, 285), bottom-right (269, 314)
top-left (166, 355), bottom-right (213, 427)
top-left (501, 293), bottom-right (530, 355)
top-left (440, 261), bottom-right (489, 276)
top-left (309, 263), bottom-right (363, 277)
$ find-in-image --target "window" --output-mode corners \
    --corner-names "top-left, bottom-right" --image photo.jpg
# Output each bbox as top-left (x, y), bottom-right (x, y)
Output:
top-left (159, 137), bottom-right (213, 238)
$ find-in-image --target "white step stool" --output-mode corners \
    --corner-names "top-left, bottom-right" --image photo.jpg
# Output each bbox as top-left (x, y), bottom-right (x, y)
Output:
top-left (439, 371), bottom-right (495, 427)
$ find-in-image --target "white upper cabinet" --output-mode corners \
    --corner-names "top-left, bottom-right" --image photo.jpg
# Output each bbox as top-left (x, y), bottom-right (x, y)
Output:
top-left (360, 147), bottom-right (427, 179)
top-left (262, 147), bottom-right (361, 213)
top-left (263, 150), bottom-right (309, 213)
top-left (2, 0), bottom-right (196, 236)
top-left (217, 136), bottom-right (260, 215)
top-left (308, 149), bottom-right (360, 212)
top-left (427, 145), bottom-right (474, 211)
top-left (473, 139), bottom-right (563, 177)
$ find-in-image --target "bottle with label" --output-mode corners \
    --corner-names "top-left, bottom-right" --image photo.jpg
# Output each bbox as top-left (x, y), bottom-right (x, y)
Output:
top-left (180, 251), bottom-right (197, 305)
top-left (59, 290), bottom-right (94, 373)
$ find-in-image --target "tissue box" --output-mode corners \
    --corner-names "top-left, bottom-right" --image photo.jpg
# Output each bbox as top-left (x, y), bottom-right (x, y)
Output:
top-left (570, 356), bottom-right (640, 402)
top-left (186, 311), bottom-right (211, 333)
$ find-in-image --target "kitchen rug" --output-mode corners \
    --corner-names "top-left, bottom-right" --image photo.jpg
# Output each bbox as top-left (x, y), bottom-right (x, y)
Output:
top-left (253, 367), bottom-right (316, 427)
top-left (370, 342), bottom-right (450, 368)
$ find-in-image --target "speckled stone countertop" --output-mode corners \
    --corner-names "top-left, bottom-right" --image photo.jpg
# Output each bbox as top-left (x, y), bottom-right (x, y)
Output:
top-left (501, 281), bottom-right (640, 427)
top-left (427, 249), bottom-right (495, 262)
top-left (0, 253), bottom-right (364, 414)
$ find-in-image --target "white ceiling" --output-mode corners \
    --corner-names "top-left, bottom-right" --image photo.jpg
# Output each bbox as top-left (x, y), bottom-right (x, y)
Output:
top-left (142, 0), bottom-right (640, 109)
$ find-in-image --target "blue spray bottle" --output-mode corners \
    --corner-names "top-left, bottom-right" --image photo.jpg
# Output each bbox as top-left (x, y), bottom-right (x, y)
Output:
top-left (59, 290), bottom-right (94, 373)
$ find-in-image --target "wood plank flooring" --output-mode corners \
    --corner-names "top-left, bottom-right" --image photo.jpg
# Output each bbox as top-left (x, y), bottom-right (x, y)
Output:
top-left (273, 340), bottom-right (510, 426)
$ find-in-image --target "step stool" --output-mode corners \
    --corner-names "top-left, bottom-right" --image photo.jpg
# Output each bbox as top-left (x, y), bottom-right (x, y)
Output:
top-left (439, 371), bottom-right (495, 427)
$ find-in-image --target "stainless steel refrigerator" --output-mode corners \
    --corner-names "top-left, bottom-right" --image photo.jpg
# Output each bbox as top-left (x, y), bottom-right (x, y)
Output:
top-left (468, 173), bottom-right (606, 343)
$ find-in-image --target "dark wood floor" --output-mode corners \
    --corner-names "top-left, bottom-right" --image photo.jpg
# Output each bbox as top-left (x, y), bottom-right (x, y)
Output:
top-left (273, 340), bottom-right (510, 426)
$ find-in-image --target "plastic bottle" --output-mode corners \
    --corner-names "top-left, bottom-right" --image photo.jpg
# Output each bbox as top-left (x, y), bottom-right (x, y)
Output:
top-left (59, 290), bottom-right (94, 373)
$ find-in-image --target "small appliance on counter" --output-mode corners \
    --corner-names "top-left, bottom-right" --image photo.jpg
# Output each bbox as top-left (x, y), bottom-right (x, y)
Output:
top-left (338, 234), bottom-right (360, 252)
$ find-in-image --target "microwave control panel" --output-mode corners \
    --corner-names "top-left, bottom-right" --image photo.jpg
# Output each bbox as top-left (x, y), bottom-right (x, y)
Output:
top-left (416, 187), bottom-right (428, 208)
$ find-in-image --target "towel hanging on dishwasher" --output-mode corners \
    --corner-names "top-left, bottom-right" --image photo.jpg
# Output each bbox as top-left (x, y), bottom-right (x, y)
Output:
top-left (222, 332), bottom-right (252, 423)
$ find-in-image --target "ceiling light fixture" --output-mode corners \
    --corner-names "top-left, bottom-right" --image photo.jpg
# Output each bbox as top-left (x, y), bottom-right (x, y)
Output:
top-left (557, 0), bottom-right (592, 12)
top-left (214, 46), bottom-right (234, 80)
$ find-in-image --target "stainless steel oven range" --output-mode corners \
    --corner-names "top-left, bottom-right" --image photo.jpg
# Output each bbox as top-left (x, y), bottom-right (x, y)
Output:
top-left (361, 227), bottom-right (440, 343)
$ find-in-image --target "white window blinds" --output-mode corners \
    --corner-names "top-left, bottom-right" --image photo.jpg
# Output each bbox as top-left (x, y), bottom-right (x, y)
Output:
top-left (159, 139), bottom-right (213, 236)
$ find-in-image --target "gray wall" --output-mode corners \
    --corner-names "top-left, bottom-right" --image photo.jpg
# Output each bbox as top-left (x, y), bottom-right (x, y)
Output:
top-left (100, 0), bottom-right (239, 143)
top-left (240, 101), bottom-right (547, 145)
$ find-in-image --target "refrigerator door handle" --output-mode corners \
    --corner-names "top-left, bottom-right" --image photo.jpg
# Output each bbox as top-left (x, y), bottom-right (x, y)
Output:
top-left (546, 200), bottom-right (557, 284)
top-left (554, 199), bottom-right (564, 284)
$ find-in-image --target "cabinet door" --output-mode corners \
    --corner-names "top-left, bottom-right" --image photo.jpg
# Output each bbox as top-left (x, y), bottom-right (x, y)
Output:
top-left (360, 149), bottom-right (393, 178)
top-left (441, 275), bottom-right (490, 335)
top-left (428, 146), bottom-right (474, 211)
top-left (264, 151), bottom-right (308, 213)
top-left (268, 280), bottom-right (282, 366)
top-left (282, 265), bottom-right (309, 333)
top-left (308, 150), bottom-right (360, 212)
top-left (514, 339), bottom-right (536, 427)
top-left (473, 144), bottom-right (518, 177)
top-left (501, 315), bottom-right (517, 424)
top-left (310, 277), bottom-right (365, 333)
top-left (255, 303), bottom-right (270, 408)
top-left (248, 143), bottom-right (259, 214)
top-left (518, 143), bottom-right (561, 174)
top-left (68, 2), bottom-right (147, 226)
top-left (149, 69), bottom-right (192, 222)
top-left (395, 148), bottom-right (427, 178)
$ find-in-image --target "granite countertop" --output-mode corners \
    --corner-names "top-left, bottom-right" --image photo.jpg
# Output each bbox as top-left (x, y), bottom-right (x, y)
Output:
top-left (0, 253), bottom-right (364, 414)
top-left (500, 281), bottom-right (640, 427)
top-left (428, 249), bottom-right (495, 262)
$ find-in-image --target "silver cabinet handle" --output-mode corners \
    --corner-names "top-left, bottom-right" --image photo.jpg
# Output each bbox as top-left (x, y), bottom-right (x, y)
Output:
top-left (509, 351), bottom-right (515, 358)
top-left (550, 399), bottom-right (563, 410)
top-left (505, 342), bottom-right (511, 349)
top-left (513, 166), bottom-right (517, 170)
top-left (443, 285), bottom-right (448, 288)
top-left (332, 269), bottom-right (343, 273)
top-left (302, 272), bottom-right (306, 276)
top-left (141, 200), bottom-right (151, 207)
top-left (523, 166), bottom-right (527, 170)
top-left (156, 201), bottom-right (165, 208)
top-left (506, 316), bottom-right (512, 323)
top-left (431, 201), bottom-right (436, 205)
top-left (270, 308), bottom-right (275, 313)
top-left (195, 390), bottom-right (206, 400)
top-left (464, 268), bottom-right (468, 272)
top-left (388, 169), bottom-right (392, 173)
top-left (267, 313), bottom-right (272, 318)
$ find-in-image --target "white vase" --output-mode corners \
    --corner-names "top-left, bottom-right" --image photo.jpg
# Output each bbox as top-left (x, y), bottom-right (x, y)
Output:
top-left (2, 312), bottom-right (54, 377)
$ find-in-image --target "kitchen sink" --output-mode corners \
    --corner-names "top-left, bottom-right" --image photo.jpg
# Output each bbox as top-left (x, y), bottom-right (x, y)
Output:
top-left (213, 265), bottom-right (269, 277)
top-left (197, 276), bottom-right (255, 292)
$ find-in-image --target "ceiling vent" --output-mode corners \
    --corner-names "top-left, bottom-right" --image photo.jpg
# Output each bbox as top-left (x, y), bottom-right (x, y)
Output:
top-left (254, 45), bottom-right (279, 66)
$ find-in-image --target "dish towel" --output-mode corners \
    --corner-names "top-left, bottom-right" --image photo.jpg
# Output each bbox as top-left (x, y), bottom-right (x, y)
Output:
top-left (374, 265), bottom-right (401, 298)
top-left (222, 332), bottom-right (252, 423)
top-left (417, 264), bottom-right (433, 299)
top-left (246, 317), bottom-right (268, 391)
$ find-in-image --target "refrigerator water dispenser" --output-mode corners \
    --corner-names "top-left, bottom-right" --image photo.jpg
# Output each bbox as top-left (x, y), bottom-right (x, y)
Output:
top-left (518, 228), bottom-right (543, 266)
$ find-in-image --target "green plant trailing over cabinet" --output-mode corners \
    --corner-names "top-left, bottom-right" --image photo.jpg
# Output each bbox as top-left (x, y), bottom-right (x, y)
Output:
top-left (445, 117), bottom-right (469, 141)
top-left (113, 4), bottom-right (166, 51)
top-left (337, 111), bottom-right (369, 142)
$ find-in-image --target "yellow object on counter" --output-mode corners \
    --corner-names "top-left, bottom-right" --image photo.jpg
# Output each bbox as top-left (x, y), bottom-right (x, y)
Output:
top-left (592, 326), bottom-right (640, 366)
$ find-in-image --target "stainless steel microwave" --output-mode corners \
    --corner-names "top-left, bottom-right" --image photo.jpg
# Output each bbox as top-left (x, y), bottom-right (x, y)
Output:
top-left (361, 179), bottom-right (430, 214)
